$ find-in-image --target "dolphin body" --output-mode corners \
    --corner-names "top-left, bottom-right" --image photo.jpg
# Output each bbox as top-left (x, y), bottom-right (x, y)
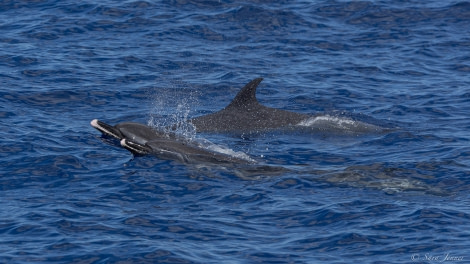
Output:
top-left (90, 119), bottom-right (253, 165)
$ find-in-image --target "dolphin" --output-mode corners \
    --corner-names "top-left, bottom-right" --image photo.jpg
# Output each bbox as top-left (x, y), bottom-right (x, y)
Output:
top-left (91, 119), bottom-right (446, 195)
top-left (90, 119), bottom-right (254, 164)
top-left (189, 78), bottom-right (313, 133)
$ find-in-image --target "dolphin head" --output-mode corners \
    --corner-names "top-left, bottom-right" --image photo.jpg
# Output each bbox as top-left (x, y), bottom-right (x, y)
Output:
top-left (115, 122), bottom-right (167, 145)
top-left (91, 119), bottom-right (167, 145)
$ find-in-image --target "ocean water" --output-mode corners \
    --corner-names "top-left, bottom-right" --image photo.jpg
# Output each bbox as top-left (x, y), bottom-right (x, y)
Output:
top-left (1, 0), bottom-right (469, 263)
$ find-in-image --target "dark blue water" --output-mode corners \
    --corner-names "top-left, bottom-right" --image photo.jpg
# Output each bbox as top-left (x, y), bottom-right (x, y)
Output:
top-left (1, 1), bottom-right (469, 263)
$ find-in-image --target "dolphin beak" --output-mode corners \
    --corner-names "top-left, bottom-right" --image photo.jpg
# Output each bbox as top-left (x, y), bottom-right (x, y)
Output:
top-left (91, 119), bottom-right (124, 139)
top-left (120, 139), bottom-right (151, 155)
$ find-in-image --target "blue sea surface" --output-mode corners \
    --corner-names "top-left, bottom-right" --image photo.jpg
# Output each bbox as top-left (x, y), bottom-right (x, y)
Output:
top-left (1, 1), bottom-right (469, 263)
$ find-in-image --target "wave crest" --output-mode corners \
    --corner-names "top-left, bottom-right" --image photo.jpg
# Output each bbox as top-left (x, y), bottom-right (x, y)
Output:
top-left (297, 115), bottom-right (384, 133)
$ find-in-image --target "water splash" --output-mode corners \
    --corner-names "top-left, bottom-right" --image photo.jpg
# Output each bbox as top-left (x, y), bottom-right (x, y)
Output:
top-left (146, 81), bottom-right (254, 162)
top-left (147, 81), bottom-right (198, 141)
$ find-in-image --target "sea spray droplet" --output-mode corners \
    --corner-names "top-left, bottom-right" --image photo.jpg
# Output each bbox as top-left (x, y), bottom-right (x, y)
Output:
top-left (145, 81), bottom-right (253, 162)
top-left (147, 81), bottom-right (199, 140)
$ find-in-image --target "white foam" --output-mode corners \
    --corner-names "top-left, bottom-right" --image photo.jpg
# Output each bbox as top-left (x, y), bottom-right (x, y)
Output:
top-left (296, 115), bottom-right (383, 133)
top-left (297, 115), bottom-right (358, 128)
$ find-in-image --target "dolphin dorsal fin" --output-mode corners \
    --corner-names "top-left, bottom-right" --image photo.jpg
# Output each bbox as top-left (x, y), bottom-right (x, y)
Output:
top-left (226, 78), bottom-right (263, 109)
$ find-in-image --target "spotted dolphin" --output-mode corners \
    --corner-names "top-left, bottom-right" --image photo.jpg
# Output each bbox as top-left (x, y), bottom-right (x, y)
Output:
top-left (90, 119), bottom-right (253, 164)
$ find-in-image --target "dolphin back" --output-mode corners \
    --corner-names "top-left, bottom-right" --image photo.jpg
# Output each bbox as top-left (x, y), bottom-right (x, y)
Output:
top-left (189, 78), bottom-right (310, 133)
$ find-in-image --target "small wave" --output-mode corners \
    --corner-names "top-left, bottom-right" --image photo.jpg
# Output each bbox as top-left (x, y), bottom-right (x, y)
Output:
top-left (296, 115), bottom-right (383, 133)
top-left (298, 115), bottom-right (356, 127)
